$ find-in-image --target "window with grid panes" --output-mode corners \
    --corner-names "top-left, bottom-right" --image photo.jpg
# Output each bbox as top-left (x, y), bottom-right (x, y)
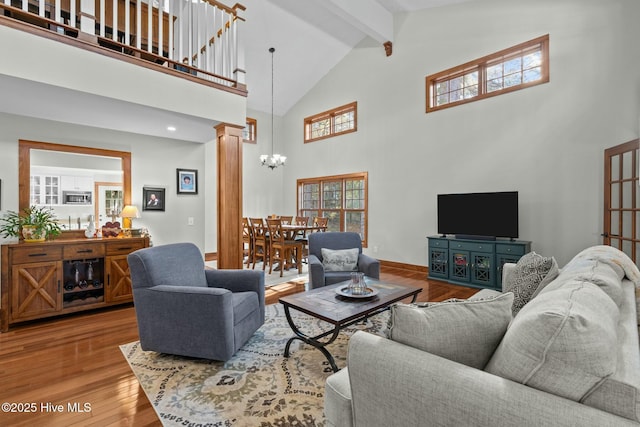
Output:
top-left (243, 118), bottom-right (257, 143)
top-left (304, 102), bottom-right (357, 143)
top-left (426, 35), bottom-right (549, 113)
top-left (297, 172), bottom-right (368, 246)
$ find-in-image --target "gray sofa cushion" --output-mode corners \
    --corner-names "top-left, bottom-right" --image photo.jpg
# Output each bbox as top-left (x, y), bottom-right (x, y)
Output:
top-left (581, 279), bottom-right (640, 421)
top-left (324, 367), bottom-right (353, 427)
top-left (485, 281), bottom-right (620, 407)
top-left (321, 248), bottom-right (359, 271)
top-left (387, 292), bottom-right (514, 369)
top-left (503, 251), bottom-right (558, 315)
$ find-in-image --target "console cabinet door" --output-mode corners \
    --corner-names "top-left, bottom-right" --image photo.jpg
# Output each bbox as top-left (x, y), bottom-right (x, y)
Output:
top-left (105, 255), bottom-right (133, 303)
top-left (429, 248), bottom-right (449, 279)
top-left (11, 261), bottom-right (62, 321)
top-left (449, 250), bottom-right (470, 282)
top-left (496, 253), bottom-right (521, 289)
top-left (470, 252), bottom-right (495, 288)
top-left (104, 239), bottom-right (145, 303)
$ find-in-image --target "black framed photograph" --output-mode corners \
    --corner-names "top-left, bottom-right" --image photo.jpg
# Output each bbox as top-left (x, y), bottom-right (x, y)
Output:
top-left (177, 168), bottom-right (198, 194)
top-left (143, 187), bottom-right (165, 211)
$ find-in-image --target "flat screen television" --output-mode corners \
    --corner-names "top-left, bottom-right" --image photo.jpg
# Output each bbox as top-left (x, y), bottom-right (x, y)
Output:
top-left (437, 191), bottom-right (519, 240)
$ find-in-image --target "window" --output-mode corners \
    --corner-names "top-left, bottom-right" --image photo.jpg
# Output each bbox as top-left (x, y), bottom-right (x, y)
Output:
top-left (243, 117), bottom-right (257, 143)
top-left (297, 172), bottom-right (368, 246)
top-left (426, 35), bottom-right (549, 113)
top-left (304, 102), bottom-right (357, 143)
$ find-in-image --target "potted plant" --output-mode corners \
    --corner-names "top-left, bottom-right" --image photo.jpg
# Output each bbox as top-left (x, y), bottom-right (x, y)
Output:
top-left (0, 205), bottom-right (62, 242)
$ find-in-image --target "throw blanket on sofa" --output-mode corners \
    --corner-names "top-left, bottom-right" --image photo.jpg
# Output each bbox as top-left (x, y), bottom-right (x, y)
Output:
top-left (567, 245), bottom-right (640, 324)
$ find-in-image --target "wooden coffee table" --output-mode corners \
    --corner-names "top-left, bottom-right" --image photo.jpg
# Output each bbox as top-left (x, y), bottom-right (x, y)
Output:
top-left (279, 277), bottom-right (421, 372)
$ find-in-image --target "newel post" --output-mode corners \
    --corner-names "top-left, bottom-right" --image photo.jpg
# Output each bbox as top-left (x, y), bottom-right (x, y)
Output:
top-left (232, 4), bottom-right (246, 90)
top-left (215, 122), bottom-right (244, 269)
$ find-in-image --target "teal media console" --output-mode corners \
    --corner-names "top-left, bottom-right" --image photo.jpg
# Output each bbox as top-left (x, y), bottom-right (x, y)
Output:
top-left (427, 236), bottom-right (531, 291)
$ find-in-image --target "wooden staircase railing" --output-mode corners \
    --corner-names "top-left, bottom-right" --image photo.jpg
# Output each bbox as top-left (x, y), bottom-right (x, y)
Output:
top-left (0, 0), bottom-right (246, 91)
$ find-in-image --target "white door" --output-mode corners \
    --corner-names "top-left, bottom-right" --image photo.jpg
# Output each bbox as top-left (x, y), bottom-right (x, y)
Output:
top-left (94, 182), bottom-right (123, 227)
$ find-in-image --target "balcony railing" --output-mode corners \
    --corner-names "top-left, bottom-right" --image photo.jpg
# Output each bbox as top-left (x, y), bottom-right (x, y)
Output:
top-left (0, 0), bottom-right (246, 91)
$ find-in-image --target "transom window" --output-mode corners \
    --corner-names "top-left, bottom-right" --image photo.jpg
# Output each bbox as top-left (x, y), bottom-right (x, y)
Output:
top-left (426, 35), bottom-right (549, 113)
top-left (242, 117), bottom-right (257, 143)
top-left (304, 102), bottom-right (357, 143)
top-left (297, 172), bottom-right (368, 246)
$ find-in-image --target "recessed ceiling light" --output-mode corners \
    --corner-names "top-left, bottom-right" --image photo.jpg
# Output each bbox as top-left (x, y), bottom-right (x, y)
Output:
top-left (167, 126), bottom-right (177, 132)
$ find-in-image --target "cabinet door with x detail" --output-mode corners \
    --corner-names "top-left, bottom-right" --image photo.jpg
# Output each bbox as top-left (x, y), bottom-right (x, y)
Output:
top-left (11, 261), bottom-right (62, 322)
top-left (105, 255), bottom-right (134, 303)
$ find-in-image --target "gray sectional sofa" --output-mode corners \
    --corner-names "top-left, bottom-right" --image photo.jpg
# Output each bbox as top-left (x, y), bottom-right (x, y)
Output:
top-left (324, 245), bottom-right (640, 426)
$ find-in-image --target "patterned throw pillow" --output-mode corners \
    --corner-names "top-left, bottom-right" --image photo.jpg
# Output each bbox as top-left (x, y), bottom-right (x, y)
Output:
top-left (387, 292), bottom-right (514, 369)
top-left (321, 248), bottom-right (359, 271)
top-left (504, 252), bottom-right (558, 315)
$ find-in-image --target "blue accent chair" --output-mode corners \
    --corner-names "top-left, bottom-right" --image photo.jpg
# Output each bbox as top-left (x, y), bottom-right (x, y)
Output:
top-left (308, 232), bottom-right (380, 289)
top-left (127, 242), bottom-right (265, 361)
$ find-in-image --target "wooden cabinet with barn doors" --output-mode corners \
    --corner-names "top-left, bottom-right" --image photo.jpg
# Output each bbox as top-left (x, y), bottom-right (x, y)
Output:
top-left (1, 236), bottom-right (149, 332)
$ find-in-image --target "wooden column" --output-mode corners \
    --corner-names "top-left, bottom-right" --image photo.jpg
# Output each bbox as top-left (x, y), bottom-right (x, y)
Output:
top-left (215, 123), bottom-right (244, 269)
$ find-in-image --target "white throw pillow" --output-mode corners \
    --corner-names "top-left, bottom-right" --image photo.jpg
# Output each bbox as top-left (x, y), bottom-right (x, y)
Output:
top-left (321, 248), bottom-right (359, 272)
top-left (387, 292), bottom-right (514, 369)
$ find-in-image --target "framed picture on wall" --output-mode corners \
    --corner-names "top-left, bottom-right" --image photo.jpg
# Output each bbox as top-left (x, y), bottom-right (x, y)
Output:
top-left (143, 187), bottom-right (165, 211)
top-left (177, 168), bottom-right (198, 194)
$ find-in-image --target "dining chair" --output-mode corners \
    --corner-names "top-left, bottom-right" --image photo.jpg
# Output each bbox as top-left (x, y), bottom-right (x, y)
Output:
top-left (313, 216), bottom-right (329, 231)
top-left (249, 218), bottom-right (269, 270)
top-left (266, 218), bottom-right (303, 277)
top-left (279, 216), bottom-right (293, 225)
top-left (242, 217), bottom-right (253, 267)
top-left (295, 216), bottom-right (309, 226)
top-left (294, 216), bottom-right (311, 261)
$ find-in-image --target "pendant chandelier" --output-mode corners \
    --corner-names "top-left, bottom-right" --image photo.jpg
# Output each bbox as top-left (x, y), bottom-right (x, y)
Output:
top-left (260, 47), bottom-right (286, 169)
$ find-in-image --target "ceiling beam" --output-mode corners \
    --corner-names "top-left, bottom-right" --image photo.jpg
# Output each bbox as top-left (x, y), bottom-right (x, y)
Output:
top-left (318, 0), bottom-right (394, 44)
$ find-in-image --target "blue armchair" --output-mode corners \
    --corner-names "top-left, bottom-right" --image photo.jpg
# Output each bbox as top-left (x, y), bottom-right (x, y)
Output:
top-left (308, 232), bottom-right (380, 289)
top-left (127, 242), bottom-right (265, 361)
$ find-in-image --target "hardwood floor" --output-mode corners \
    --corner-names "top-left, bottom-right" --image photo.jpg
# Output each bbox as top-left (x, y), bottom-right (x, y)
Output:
top-left (0, 266), bottom-right (477, 426)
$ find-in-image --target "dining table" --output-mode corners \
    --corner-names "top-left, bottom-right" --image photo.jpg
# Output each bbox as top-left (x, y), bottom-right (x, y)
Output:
top-left (272, 223), bottom-right (325, 271)
top-left (281, 223), bottom-right (325, 239)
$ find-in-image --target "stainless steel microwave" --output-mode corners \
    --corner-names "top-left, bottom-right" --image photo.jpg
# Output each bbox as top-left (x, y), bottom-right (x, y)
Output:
top-left (63, 191), bottom-right (92, 205)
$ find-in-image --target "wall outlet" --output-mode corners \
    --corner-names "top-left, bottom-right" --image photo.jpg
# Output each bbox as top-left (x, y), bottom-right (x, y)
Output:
top-left (188, 217), bottom-right (194, 226)
top-left (373, 246), bottom-right (379, 253)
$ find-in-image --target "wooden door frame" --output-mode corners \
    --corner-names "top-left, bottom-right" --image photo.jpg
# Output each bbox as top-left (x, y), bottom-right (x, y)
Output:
top-left (603, 139), bottom-right (639, 258)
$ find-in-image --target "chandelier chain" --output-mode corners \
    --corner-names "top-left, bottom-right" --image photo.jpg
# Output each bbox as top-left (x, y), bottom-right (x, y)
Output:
top-left (260, 47), bottom-right (286, 170)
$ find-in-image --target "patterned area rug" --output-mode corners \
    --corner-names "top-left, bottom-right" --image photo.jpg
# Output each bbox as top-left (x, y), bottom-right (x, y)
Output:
top-left (120, 303), bottom-right (389, 426)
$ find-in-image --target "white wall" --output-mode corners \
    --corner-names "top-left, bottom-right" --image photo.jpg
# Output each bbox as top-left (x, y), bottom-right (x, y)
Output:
top-left (242, 108), bottom-right (287, 218)
top-left (0, 113), bottom-right (212, 250)
top-left (204, 138), bottom-right (217, 254)
top-left (279, 0), bottom-right (640, 267)
top-left (0, 25), bottom-right (245, 125)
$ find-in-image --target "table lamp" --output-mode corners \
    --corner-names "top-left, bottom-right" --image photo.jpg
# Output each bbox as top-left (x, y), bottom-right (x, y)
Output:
top-left (120, 205), bottom-right (140, 236)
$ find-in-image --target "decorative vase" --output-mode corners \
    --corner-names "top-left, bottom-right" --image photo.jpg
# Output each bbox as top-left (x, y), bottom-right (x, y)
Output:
top-left (85, 221), bottom-right (96, 238)
top-left (22, 225), bottom-right (45, 242)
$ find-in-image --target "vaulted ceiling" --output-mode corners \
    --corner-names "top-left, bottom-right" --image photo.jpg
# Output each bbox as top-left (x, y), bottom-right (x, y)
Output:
top-left (0, 0), bottom-right (472, 142)
top-left (244, 0), bottom-right (474, 115)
